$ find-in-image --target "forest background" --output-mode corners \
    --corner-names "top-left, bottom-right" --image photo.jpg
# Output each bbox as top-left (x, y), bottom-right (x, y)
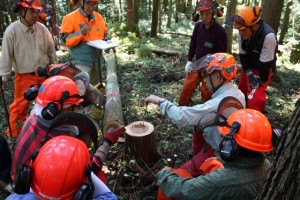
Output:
top-left (0, 0), bottom-right (300, 199)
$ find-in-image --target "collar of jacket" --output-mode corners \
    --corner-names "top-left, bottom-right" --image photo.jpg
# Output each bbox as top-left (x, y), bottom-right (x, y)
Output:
top-left (79, 7), bottom-right (96, 22)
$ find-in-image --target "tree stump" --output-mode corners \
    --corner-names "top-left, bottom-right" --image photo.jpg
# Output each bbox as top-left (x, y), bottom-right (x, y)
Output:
top-left (125, 121), bottom-right (160, 167)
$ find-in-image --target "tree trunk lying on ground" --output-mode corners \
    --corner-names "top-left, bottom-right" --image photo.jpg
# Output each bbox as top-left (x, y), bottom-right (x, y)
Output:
top-left (150, 48), bottom-right (184, 57)
top-left (254, 99), bottom-right (300, 199)
top-left (103, 51), bottom-right (124, 133)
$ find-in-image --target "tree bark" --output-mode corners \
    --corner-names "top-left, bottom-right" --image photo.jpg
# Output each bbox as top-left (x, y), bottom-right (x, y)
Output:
top-left (127, 0), bottom-right (134, 32)
top-left (166, 0), bottom-right (172, 28)
top-left (261, 0), bottom-right (284, 34)
top-left (224, 0), bottom-right (238, 54)
top-left (255, 99), bottom-right (300, 199)
top-left (290, 24), bottom-right (300, 64)
top-left (103, 52), bottom-right (124, 133)
top-left (125, 121), bottom-right (160, 166)
top-left (151, 0), bottom-right (159, 37)
top-left (151, 48), bottom-right (183, 56)
top-left (133, 0), bottom-right (140, 36)
top-left (175, 0), bottom-right (179, 23)
top-left (279, 0), bottom-right (293, 44)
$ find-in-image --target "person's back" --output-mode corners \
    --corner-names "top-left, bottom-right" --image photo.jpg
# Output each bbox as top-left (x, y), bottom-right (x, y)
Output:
top-left (156, 109), bottom-right (273, 200)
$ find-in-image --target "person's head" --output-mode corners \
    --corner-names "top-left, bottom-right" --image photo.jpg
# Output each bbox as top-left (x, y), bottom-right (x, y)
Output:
top-left (218, 109), bottom-right (273, 162)
top-left (190, 53), bottom-right (238, 93)
top-left (196, 0), bottom-right (215, 25)
top-left (80, 0), bottom-right (99, 15)
top-left (31, 136), bottom-right (94, 199)
top-left (15, 0), bottom-right (44, 26)
top-left (34, 76), bottom-right (83, 119)
top-left (229, 6), bottom-right (261, 40)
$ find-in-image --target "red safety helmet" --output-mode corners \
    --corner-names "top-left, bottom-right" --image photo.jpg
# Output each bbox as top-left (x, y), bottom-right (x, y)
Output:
top-left (31, 136), bottom-right (90, 200)
top-left (18, 0), bottom-right (43, 10)
top-left (218, 109), bottom-right (273, 152)
top-left (197, 0), bottom-right (214, 11)
top-left (190, 53), bottom-right (238, 81)
top-left (35, 75), bottom-right (83, 107)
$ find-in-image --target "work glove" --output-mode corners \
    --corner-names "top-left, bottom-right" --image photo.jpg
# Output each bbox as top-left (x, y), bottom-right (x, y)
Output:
top-left (103, 126), bottom-right (126, 145)
top-left (185, 61), bottom-right (192, 74)
top-left (246, 70), bottom-right (260, 89)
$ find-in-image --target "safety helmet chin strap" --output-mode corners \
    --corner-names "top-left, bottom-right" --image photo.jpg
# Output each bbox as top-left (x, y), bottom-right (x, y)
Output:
top-left (208, 72), bottom-right (226, 93)
top-left (80, 0), bottom-right (92, 21)
top-left (20, 8), bottom-right (32, 27)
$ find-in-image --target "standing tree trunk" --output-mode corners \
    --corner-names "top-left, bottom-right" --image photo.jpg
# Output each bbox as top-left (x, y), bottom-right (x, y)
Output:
top-left (166, 0), bottom-right (172, 28)
top-left (175, 0), bottom-right (179, 23)
top-left (133, 0), bottom-right (140, 36)
top-left (118, 0), bottom-right (122, 22)
top-left (279, 0), bottom-right (293, 44)
top-left (254, 99), bottom-right (300, 199)
top-left (290, 24), bottom-right (300, 64)
top-left (260, 0), bottom-right (284, 34)
top-left (151, 0), bottom-right (159, 37)
top-left (158, 0), bottom-right (162, 33)
top-left (224, 0), bottom-right (238, 54)
top-left (127, 0), bottom-right (134, 32)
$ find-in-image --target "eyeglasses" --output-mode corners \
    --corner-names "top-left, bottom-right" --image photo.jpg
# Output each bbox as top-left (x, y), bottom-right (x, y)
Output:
top-left (85, 1), bottom-right (98, 8)
top-left (233, 14), bottom-right (248, 30)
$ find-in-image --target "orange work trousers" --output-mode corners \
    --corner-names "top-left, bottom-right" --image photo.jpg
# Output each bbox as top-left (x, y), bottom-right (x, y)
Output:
top-left (178, 71), bottom-right (212, 106)
top-left (157, 158), bottom-right (224, 200)
top-left (6, 73), bottom-right (45, 138)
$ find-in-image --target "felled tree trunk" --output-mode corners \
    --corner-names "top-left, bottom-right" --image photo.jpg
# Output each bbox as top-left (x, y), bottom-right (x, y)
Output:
top-left (125, 121), bottom-right (160, 167)
top-left (103, 51), bottom-right (124, 133)
top-left (151, 48), bottom-right (183, 56)
top-left (254, 99), bottom-right (300, 199)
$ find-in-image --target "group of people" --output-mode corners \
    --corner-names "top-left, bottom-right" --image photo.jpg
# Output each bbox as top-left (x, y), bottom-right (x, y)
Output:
top-left (145, 0), bottom-right (277, 199)
top-left (0, 0), bottom-right (278, 199)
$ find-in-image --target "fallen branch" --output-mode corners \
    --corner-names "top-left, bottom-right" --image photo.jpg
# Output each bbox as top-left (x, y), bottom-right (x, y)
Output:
top-left (151, 48), bottom-right (183, 56)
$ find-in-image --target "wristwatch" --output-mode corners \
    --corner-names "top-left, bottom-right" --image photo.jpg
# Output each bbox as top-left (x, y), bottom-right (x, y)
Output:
top-left (158, 98), bottom-right (166, 106)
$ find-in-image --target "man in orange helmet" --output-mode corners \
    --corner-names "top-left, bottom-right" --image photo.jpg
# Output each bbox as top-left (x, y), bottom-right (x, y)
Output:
top-left (226, 6), bottom-right (278, 113)
top-left (0, 0), bottom-right (57, 139)
top-left (145, 53), bottom-right (245, 177)
top-left (178, 0), bottom-right (227, 107)
top-left (156, 109), bottom-right (273, 200)
top-left (60, 0), bottom-right (107, 86)
top-left (7, 136), bottom-right (117, 199)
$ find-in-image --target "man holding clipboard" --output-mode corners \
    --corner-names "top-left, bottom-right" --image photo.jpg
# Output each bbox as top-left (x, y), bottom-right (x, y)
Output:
top-left (60, 0), bottom-right (108, 86)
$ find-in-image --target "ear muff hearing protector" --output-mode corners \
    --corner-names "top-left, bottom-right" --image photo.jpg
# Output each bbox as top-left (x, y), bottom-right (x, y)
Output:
top-left (219, 121), bottom-right (241, 162)
top-left (74, 165), bottom-right (95, 200)
top-left (14, 122), bottom-right (95, 198)
top-left (41, 91), bottom-right (79, 120)
top-left (24, 84), bottom-right (41, 101)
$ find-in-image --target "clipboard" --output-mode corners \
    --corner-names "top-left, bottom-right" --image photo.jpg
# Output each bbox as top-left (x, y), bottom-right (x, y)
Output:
top-left (87, 40), bottom-right (119, 50)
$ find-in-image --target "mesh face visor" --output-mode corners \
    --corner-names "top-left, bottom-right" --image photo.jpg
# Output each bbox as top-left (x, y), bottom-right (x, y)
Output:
top-left (225, 14), bottom-right (248, 30)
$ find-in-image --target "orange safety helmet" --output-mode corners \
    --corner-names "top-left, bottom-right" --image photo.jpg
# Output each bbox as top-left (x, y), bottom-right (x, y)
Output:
top-left (17, 0), bottom-right (43, 10)
top-left (31, 136), bottom-right (91, 200)
top-left (35, 75), bottom-right (83, 107)
top-left (228, 6), bottom-right (261, 30)
top-left (197, 0), bottom-right (214, 11)
top-left (190, 53), bottom-right (238, 81)
top-left (218, 109), bottom-right (273, 152)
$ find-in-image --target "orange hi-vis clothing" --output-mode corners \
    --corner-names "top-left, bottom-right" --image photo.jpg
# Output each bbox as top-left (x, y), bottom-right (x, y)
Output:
top-left (60, 8), bottom-right (107, 68)
top-left (178, 71), bottom-right (212, 106)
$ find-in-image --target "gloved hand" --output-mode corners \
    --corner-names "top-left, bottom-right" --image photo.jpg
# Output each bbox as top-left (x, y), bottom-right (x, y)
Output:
top-left (185, 61), bottom-right (192, 74)
top-left (103, 126), bottom-right (126, 145)
top-left (246, 70), bottom-right (260, 89)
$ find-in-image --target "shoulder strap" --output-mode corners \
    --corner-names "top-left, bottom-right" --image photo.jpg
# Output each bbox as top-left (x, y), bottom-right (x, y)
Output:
top-left (214, 96), bottom-right (244, 126)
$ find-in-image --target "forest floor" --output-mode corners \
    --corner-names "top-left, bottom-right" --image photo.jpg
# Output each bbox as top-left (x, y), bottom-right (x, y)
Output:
top-left (1, 30), bottom-right (300, 199)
